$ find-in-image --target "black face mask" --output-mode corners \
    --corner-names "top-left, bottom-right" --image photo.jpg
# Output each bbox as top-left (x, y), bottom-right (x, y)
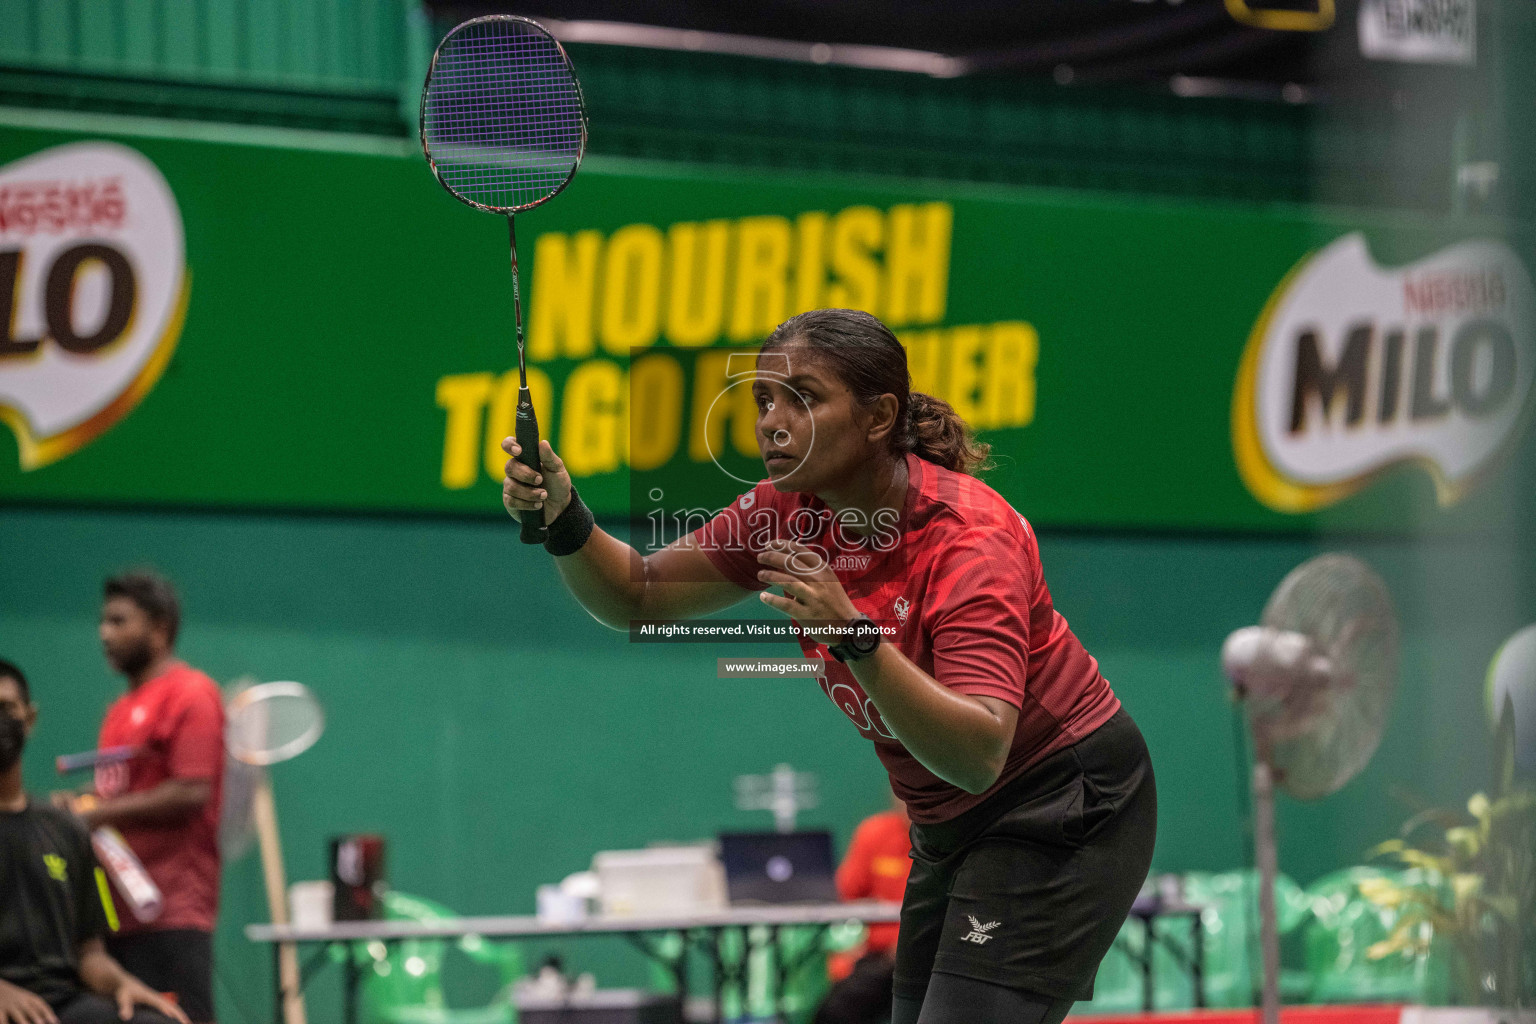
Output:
top-left (0, 710), bottom-right (24, 773)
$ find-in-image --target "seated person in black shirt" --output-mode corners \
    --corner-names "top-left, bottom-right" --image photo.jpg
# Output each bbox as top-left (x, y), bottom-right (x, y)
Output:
top-left (0, 659), bottom-right (190, 1024)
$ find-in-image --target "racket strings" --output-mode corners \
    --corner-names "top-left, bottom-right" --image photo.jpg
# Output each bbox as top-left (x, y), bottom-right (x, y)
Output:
top-left (422, 20), bottom-right (585, 212)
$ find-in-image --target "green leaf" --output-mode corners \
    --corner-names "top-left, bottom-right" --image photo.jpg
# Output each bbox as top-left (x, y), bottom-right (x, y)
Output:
top-left (1397, 849), bottom-right (1454, 874)
top-left (1368, 839), bottom-right (1407, 859)
top-left (1445, 827), bottom-right (1481, 859)
top-left (1450, 873), bottom-right (1482, 901)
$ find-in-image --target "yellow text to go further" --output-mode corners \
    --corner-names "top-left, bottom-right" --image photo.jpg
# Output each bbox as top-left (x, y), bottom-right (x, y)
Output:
top-left (434, 320), bottom-right (1039, 490)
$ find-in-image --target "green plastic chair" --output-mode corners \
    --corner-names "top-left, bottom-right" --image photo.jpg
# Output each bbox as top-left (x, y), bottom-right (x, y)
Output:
top-left (1170, 870), bottom-right (1312, 1009)
top-left (1302, 867), bottom-right (1453, 1005)
top-left (1073, 919), bottom-right (1148, 1014)
top-left (1079, 870), bottom-right (1310, 1013)
top-left (329, 891), bottom-right (527, 1024)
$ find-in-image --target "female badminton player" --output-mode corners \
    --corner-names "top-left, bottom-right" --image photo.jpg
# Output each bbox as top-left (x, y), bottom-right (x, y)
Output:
top-left (500, 308), bottom-right (1156, 1024)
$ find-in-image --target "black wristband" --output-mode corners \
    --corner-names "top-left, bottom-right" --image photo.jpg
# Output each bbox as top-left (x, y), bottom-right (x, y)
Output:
top-left (543, 486), bottom-right (595, 556)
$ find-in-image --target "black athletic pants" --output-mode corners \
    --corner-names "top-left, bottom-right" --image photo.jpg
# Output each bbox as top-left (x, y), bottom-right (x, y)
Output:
top-left (814, 952), bottom-right (896, 1024)
top-left (892, 976), bottom-right (1074, 1024)
top-left (892, 709), bottom-right (1158, 1023)
top-left (106, 930), bottom-right (214, 1024)
top-left (52, 993), bottom-right (175, 1024)
top-left (814, 960), bottom-right (1072, 1024)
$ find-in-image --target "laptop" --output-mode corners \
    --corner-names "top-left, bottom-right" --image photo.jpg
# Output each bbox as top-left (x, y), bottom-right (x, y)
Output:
top-left (717, 830), bottom-right (840, 904)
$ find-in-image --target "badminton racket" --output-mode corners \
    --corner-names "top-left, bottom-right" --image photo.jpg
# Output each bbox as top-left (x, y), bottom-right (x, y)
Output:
top-left (420, 15), bottom-right (588, 544)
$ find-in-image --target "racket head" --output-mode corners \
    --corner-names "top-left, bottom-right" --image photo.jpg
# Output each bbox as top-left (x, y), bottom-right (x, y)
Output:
top-left (225, 680), bottom-right (325, 766)
top-left (420, 15), bottom-right (588, 215)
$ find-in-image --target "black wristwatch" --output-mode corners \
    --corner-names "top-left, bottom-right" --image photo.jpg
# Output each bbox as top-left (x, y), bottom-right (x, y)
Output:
top-left (827, 615), bottom-right (882, 663)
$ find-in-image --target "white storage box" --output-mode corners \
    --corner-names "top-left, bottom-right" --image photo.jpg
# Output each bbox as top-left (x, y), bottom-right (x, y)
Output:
top-left (591, 845), bottom-right (727, 917)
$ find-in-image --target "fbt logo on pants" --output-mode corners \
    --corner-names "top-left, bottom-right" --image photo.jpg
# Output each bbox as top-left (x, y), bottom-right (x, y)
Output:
top-left (0, 141), bottom-right (189, 469)
top-left (1234, 232), bottom-right (1534, 513)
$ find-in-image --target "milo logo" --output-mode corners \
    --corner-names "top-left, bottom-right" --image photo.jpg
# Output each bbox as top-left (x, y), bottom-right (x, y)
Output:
top-left (0, 142), bottom-right (189, 469)
top-left (1233, 233), bottom-right (1534, 512)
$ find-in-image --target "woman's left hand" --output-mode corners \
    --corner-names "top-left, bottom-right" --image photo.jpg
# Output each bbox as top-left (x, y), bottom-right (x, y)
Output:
top-left (757, 539), bottom-right (859, 644)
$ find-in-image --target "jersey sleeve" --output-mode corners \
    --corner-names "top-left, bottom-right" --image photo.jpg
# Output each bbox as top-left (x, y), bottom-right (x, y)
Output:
top-left (689, 485), bottom-right (776, 591)
top-left (166, 678), bottom-right (226, 781)
top-left (925, 523), bottom-right (1038, 707)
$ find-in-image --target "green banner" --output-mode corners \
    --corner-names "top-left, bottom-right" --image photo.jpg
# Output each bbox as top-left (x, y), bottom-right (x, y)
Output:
top-left (1, 119), bottom-right (1531, 532)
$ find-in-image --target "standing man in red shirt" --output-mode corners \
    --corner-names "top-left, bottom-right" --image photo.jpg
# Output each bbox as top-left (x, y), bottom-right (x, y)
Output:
top-left (78, 571), bottom-right (224, 1024)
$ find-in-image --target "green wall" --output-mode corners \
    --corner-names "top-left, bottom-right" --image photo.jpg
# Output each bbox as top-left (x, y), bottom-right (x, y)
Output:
top-left (0, 0), bottom-right (409, 91)
top-left (3, 504), bottom-right (1529, 1019)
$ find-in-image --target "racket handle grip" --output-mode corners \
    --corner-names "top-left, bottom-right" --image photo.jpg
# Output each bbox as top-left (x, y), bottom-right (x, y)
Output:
top-left (515, 389), bottom-right (548, 545)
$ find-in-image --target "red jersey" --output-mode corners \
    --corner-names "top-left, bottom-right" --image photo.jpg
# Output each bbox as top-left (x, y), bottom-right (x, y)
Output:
top-left (96, 661), bottom-right (225, 933)
top-left (836, 810), bottom-right (912, 955)
top-left (694, 451), bottom-right (1121, 823)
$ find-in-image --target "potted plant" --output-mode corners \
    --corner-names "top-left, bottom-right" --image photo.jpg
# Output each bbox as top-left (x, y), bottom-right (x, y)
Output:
top-left (1358, 699), bottom-right (1535, 1009)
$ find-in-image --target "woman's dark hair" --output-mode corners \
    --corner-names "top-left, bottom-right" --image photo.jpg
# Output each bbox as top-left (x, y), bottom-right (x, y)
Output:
top-left (104, 569), bottom-right (181, 646)
top-left (763, 308), bottom-right (993, 476)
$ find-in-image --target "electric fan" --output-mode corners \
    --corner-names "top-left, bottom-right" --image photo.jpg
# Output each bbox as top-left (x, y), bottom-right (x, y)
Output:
top-left (1221, 553), bottom-right (1400, 1024)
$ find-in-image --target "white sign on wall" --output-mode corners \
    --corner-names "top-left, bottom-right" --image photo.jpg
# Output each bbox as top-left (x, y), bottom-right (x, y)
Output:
top-left (1359, 0), bottom-right (1476, 66)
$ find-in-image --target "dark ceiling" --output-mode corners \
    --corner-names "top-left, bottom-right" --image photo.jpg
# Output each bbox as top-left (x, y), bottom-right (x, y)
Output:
top-left (426, 0), bottom-right (1494, 114)
top-left (428, 0), bottom-right (1319, 83)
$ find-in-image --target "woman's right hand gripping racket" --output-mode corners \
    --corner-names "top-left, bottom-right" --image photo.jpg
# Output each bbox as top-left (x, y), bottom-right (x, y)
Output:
top-left (500, 437), bottom-right (573, 526)
top-left (419, 15), bottom-right (587, 543)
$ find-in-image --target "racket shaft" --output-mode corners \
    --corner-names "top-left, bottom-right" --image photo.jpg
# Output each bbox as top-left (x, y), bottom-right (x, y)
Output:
top-left (56, 745), bottom-right (140, 774)
top-left (508, 215), bottom-right (546, 544)
top-left (516, 391), bottom-right (547, 544)
top-left (510, 215), bottom-right (528, 380)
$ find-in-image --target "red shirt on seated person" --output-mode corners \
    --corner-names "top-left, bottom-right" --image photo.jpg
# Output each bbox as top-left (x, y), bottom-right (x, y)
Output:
top-left (829, 798), bottom-right (912, 981)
